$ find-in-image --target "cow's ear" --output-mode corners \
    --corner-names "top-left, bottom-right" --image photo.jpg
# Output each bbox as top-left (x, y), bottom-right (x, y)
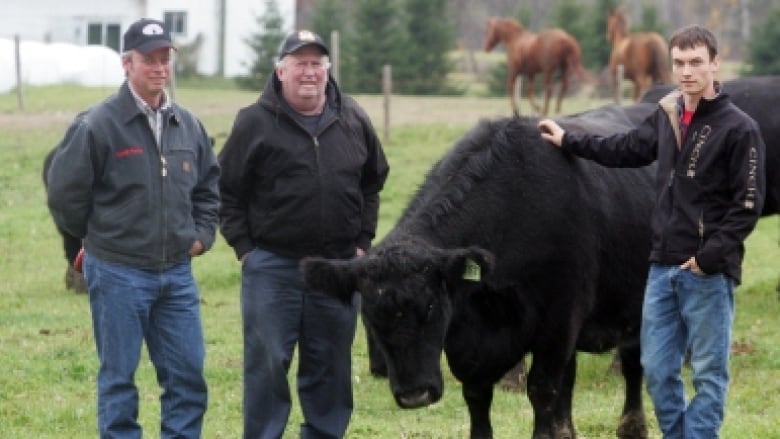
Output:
top-left (300, 257), bottom-right (357, 303)
top-left (441, 246), bottom-right (494, 286)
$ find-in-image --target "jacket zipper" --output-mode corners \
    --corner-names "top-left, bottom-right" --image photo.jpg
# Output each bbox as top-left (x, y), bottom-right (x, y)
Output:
top-left (160, 118), bottom-right (168, 268)
top-left (313, 135), bottom-right (325, 251)
top-left (697, 211), bottom-right (705, 250)
top-left (313, 136), bottom-right (320, 166)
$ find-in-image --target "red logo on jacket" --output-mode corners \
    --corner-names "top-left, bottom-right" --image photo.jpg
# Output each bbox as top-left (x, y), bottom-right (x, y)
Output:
top-left (116, 146), bottom-right (144, 158)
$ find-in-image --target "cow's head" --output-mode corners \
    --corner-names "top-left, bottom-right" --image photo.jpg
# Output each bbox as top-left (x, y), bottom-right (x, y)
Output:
top-left (301, 240), bottom-right (494, 409)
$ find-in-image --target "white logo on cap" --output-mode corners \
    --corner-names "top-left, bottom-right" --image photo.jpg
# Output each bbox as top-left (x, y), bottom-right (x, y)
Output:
top-left (142, 23), bottom-right (165, 35)
top-left (298, 30), bottom-right (316, 42)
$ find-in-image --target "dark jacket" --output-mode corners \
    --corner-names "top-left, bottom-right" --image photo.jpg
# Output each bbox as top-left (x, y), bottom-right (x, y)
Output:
top-left (218, 73), bottom-right (389, 260)
top-left (47, 82), bottom-right (221, 271)
top-left (562, 87), bottom-right (765, 283)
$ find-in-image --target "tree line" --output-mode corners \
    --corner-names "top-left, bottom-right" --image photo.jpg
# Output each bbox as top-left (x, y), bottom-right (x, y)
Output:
top-left (236, 0), bottom-right (780, 95)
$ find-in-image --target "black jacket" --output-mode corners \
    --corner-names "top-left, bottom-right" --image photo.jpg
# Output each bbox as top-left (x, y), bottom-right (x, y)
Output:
top-left (218, 73), bottom-right (389, 260)
top-left (562, 87), bottom-right (765, 283)
top-left (47, 82), bottom-right (221, 271)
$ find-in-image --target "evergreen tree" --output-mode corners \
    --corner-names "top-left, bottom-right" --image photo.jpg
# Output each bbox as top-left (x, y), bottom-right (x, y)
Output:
top-left (343, 0), bottom-right (406, 93)
top-left (236, 0), bottom-right (286, 90)
top-left (636, 3), bottom-right (667, 36)
top-left (397, 0), bottom-right (456, 94)
top-left (309, 0), bottom-right (351, 85)
top-left (554, 0), bottom-right (588, 56)
top-left (745, 7), bottom-right (780, 75)
top-left (580, 0), bottom-right (620, 69)
top-left (555, 0), bottom-right (590, 65)
top-left (310, 0), bottom-right (347, 40)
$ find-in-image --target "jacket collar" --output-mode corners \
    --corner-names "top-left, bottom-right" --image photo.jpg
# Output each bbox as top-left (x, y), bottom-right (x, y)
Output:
top-left (117, 81), bottom-right (181, 125)
top-left (259, 71), bottom-right (342, 116)
top-left (659, 81), bottom-right (727, 147)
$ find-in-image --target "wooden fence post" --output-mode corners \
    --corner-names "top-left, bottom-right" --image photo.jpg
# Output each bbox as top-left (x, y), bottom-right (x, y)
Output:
top-left (330, 30), bottom-right (340, 85)
top-left (382, 64), bottom-right (391, 144)
top-left (14, 34), bottom-right (24, 111)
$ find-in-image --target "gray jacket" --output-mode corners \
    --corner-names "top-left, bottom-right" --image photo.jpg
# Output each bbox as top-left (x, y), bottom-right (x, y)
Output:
top-left (47, 82), bottom-right (220, 271)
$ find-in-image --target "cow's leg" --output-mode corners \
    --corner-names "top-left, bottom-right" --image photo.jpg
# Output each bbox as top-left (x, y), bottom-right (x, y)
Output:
top-left (616, 344), bottom-right (648, 438)
top-left (554, 355), bottom-right (576, 438)
top-left (364, 320), bottom-right (387, 377)
top-left (526, 352), bottom-right (576, 439)
top-left (462, 380), bottom-right (494, 439)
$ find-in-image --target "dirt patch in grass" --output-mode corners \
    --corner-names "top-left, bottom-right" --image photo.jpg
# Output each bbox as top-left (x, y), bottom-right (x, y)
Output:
top-left (0, 93), bottom-right (615, 136)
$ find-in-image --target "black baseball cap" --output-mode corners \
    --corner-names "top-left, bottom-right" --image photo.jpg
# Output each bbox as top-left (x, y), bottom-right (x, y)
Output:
top-left (123, 18), bottom-right (175, 54)
top-left (278, 30), bottom-right (329, 59)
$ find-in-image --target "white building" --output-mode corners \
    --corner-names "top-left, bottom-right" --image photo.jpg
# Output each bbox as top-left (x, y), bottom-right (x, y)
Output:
top-left (0, 0), bottom-right (296, 77)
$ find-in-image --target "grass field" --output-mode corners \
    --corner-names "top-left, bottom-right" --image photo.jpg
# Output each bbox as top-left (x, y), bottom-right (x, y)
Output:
top-left (0, 84), bottom-right (778, 438)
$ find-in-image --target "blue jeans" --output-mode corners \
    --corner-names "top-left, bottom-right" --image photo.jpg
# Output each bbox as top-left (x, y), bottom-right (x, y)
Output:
top-left (84, 254), bottom-right (207, 439)
top-left (640, 264), bottom-right (735, 439)
top-left (241, 248), bottom-right (358, 439)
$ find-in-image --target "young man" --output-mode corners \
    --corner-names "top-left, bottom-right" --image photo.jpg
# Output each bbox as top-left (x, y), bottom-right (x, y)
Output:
top-left (218, 30), bottom-right (389, 438)
top-left (537, 25), bottom-right (765, 438)
top-left (47, 18), bottom-right (220, 438)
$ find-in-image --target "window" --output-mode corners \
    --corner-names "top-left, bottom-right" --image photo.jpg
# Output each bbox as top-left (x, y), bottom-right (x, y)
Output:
top-left (105, 24), bottom-right (120, 52)
top-left (87, 22), bottom-right (121, 52)
top-left (87, 23), bottom-right (102, 45)
top-left (164, 11), bottom-right (188, 36)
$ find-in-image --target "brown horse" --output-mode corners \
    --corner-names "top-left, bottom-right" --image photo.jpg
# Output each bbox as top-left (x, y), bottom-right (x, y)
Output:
top-left (607, 9), bottom-right (670, 102)
top-left (484, 17), bottom-right (586, 116)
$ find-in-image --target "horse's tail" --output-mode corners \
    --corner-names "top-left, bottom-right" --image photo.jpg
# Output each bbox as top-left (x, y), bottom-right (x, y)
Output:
top-left (566, 48), bottom-right (592, 85)
top-left (648, 34), bottom-right (671, 84)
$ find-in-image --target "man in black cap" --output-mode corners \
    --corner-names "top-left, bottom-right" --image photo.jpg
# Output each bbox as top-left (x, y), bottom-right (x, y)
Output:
top-left (218, 30), bottom-right (389, 438)
top-left (47, 17), bottom-right (219, 438)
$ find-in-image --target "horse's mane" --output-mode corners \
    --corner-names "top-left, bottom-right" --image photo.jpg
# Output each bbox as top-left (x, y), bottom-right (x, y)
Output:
top-left (608, 9), bottom-right (629, 42)
top-left (391, 117), bottom-right (539, 236)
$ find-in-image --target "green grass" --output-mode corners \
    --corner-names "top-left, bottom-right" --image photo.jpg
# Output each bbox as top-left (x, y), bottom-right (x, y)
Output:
top-left (0, 85), bottom-right (778, 438)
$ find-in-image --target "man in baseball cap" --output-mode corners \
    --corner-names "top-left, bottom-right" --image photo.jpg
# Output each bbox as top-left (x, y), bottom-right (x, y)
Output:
top-left (219, 26), bottom-right (389, 439)
top-left (277, 29), bottom-right (329, 59)
top-left (48, 16), bottom-right (218, 437)
top-left (123, 18), bottom-right (175, 54)
top-left (120, 18), bottom-right (176, 108)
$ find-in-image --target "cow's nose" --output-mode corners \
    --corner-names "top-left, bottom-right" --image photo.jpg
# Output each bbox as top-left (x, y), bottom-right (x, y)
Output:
top-left (396, 387), bottom-right (439, 408)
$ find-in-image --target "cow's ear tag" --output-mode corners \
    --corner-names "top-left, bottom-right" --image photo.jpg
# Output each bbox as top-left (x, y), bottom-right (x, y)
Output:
top-left (462, 258), bottom-right (481, 282)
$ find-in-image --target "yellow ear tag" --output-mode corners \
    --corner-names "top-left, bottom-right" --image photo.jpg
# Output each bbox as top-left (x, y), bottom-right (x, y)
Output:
top-left (462, 258), bottom-right (481, 282)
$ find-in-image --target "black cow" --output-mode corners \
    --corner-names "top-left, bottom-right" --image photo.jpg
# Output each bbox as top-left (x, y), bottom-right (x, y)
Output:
top-left (641, 76), bottom-right (779, 216)
top-left (302, 107), bottom-right (656, 438)
top-left (43, 147), bottom-right (86, 293)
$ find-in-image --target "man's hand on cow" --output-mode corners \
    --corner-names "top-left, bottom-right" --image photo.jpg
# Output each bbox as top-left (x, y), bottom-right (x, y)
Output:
top-left (356, 247), bottom-right (366, 257)
top-left (189, 240), bottom-right (204, 257)
top-left (538, 119), bottom-right (565, 147)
